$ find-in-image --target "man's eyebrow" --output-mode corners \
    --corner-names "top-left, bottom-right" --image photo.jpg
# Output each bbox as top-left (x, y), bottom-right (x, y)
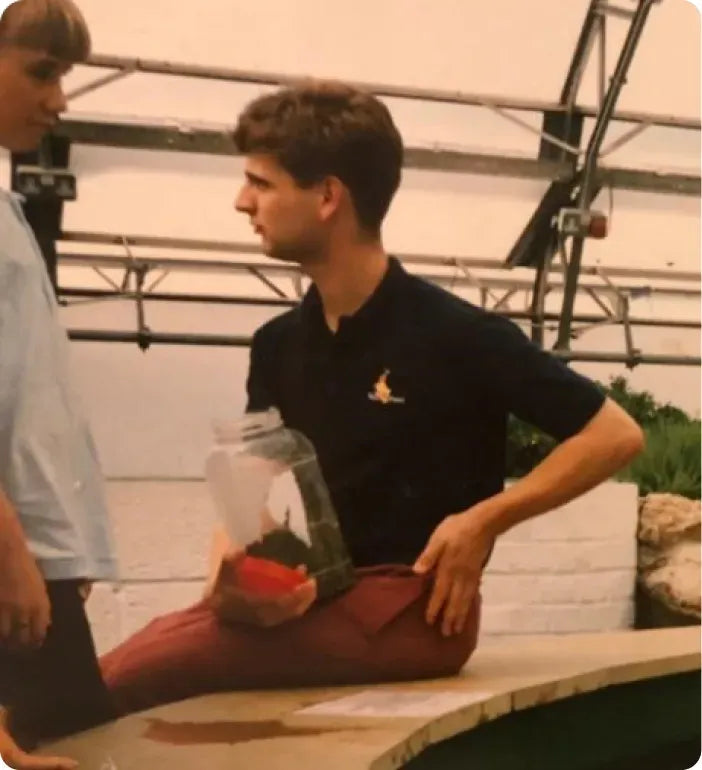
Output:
top-left (28, 55), bottom-right (65, 71)
top-left (244, 171), bottom-right (269, 185)
top-left (33, 54), bottom-right (60, 64)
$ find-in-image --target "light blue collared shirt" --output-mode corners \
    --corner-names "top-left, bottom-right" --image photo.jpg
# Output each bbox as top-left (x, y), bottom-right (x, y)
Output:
top-left (0, 187), bottom-right (117, 581)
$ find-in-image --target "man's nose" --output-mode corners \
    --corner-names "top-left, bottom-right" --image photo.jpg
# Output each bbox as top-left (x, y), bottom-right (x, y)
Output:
top-left (235, 186), bottom-right (254, 213)
top-left (45, 80), bottom-right (68, 116)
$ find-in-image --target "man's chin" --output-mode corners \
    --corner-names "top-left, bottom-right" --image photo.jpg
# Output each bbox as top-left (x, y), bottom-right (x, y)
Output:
top-left (1, 124), bottom-right (49, 153)
top-left (266, 243), bottom-right (320, 266)
top-left (265, 246), bottom-right (301, 265)
top-left (2, 135), bottom-right (43, 154)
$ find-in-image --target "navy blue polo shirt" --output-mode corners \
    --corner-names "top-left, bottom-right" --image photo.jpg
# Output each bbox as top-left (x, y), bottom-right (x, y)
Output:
top-left (247, 257), bottom-right (605, 567)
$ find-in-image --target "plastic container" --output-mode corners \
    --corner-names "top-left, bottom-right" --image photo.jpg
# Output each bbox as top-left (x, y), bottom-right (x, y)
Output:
top-left (205, 408), bottom-right (355, 601)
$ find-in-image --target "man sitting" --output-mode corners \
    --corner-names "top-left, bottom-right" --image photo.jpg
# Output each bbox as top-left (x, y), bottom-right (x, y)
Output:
top-left (98, 81), bottom-right (643, 715)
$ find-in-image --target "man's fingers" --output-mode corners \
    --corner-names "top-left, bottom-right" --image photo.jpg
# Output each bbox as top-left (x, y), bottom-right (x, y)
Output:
top-left (35, 755), bottom-right (78, 770)
top-left (3, 749), bottom-right (78, 770)
top-left (425, 566), bottom-right (451, 626)
top-left (292, 580), bottom-right (317, 616)
top-left (454, 580), bottom-right (478, 636)
top-left (4, 606), bottom-right (41, 651)
top-left (14, 611), bottom-right (34, 649)
top-left (440, 579), bottom-right (464, 637)
top-left (257, 580), bottom-right (317, 625)
top-left (413, 539), bottom-right (442, 575)
top-left (293, 578), bottom-right (316, 597)
top-left (441, 577), bottom-right (476, 637)
top-left (37, 595), bottom-right (51, 647)
top-left (26, 603), bottom-right (49, 649)
top-left (275, 580), bottom-right (315, 614)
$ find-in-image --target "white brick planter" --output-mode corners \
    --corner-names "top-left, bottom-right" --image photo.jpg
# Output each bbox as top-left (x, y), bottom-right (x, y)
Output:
top-left (86, 481), bottom-right (213, 654)
top-left (86, 479), bottom-right (638, 654)
top-left (481, 481), bottom-right (638, 637)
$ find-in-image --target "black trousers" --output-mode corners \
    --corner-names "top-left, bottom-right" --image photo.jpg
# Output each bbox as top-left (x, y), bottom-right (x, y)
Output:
top-left (0, 580), bottom-right (117, 749)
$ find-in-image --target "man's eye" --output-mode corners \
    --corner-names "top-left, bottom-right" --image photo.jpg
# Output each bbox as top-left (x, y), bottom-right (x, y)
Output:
top-left (27, 63), bottom-right (60, 82)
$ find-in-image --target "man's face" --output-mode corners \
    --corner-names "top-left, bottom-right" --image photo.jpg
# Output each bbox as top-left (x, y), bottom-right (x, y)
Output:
top-left (235, 154), bottom-right (328, 265)
top-left (0, 44), bottom-right (70, 152)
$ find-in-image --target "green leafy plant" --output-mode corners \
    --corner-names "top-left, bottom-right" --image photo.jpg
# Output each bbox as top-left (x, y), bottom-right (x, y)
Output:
top-left (602, 376), bottom-right (690, 428)
top-left (505, 376), bottom-right (699, 495)
top-left (505, 415), bottom-right (556, 479)
top-left (617, 419), bottom-right (701, 500)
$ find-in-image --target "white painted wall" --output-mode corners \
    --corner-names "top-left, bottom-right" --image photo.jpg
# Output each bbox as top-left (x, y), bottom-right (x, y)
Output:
top-left (0, 0), bottom-right (699, 638)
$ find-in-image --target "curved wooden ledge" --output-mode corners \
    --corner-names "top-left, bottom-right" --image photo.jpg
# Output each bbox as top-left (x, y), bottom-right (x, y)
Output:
top-left (43, 627), bottom-right (700, 770)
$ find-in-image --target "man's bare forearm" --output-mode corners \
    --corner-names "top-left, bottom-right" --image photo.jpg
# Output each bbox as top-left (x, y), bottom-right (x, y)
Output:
top-left (0, 485), bottom-right (27, 552)
top-left (470, 398), bottom-right (645, 539)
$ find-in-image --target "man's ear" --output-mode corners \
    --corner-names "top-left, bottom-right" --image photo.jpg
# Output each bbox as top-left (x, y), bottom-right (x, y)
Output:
top-left (318, 176), bottom-right (346, 222)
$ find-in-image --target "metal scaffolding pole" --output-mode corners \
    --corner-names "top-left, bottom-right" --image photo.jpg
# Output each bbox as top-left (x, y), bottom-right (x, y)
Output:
top-left (58, 231), bottom-right (702, 283)
top-left (53, 118), bottom-right (700, 196)
top-left (60, 287), bottom-right (296, 308)
top-left (525, 0), bottom-right (600, 340)
top-left (58, 287), bottom-right (701, 331)
top-left (64, 327), bottom-right (702, 367)
top-left (560, 0), bottom-right (602, 110)
top-left (81, 53), bottom-right (701, 131)
top-left (56, 227), bottom-right (700, 364)
top-left (556, 0), bottom-right (658, 350)
top-left (57, 251), bottom-right (700, 299)
top-left (68, 329), bottom-right (251, 347)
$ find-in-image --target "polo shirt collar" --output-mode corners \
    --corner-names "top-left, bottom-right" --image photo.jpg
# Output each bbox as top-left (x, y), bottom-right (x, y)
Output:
top-left (301, 256), bottom-right (406, 345)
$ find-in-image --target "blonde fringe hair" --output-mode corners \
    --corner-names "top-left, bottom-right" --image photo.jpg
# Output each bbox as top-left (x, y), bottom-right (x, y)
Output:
top-left (0, 0), bottom-right (91, 62)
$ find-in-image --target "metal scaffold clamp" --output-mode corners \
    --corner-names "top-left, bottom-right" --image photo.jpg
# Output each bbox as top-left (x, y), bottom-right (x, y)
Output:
top-left (557, 207), bottom-right (609, 240)
top-left (13, 164), bottom-right (77, 201)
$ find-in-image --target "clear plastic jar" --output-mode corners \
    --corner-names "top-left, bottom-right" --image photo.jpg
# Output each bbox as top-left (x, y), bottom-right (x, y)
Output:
top-left (205, 408), bottom-right (355, 600)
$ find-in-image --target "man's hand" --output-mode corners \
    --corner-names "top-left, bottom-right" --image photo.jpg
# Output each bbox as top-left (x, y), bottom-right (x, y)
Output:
top-left (0, 739), bottom-right (77, 770)
top-left (413, 511), bottom-right (493, 637)
top-left (0, 708), bottom-right (77, 770)
top-left (0, 539), bottom-right (50, 650)
top-left (206, 549), bottom-right (317, 628)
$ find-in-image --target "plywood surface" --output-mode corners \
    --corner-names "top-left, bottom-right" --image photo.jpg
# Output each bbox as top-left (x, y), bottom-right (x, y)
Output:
top-left (42, 627), bottom-right (700, 770)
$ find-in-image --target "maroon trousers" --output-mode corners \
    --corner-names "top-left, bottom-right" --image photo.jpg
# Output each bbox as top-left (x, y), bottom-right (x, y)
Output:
top-left (100, 567), bottom-right (481, 716)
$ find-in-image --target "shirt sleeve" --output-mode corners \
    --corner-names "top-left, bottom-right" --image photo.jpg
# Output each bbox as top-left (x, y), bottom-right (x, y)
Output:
top-left (464, 312), bottom-right (606, 441)
top-left (245, 327), bottom-right (277, 412)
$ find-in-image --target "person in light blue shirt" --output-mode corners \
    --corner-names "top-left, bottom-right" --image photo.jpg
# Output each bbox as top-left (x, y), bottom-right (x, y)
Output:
top-left (0, 1), bottom-right (118, 767)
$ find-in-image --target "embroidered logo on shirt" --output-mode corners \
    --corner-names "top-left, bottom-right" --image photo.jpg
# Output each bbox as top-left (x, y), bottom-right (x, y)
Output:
top-left (368, 369), bottom-right (405, 405)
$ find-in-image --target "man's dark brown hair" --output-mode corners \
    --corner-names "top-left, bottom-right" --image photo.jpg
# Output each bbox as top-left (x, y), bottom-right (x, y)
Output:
top-left (0, 0), bottom-right (91, 62)
top-left (233, 80), bottom-right (404, 235)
